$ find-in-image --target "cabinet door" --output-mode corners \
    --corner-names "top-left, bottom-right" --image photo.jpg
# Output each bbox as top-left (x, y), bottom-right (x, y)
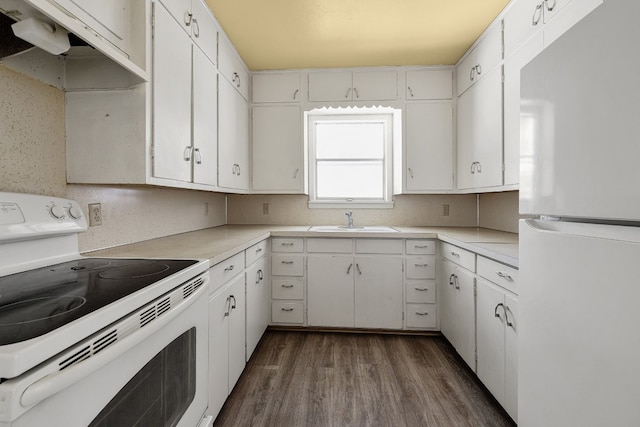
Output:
top-left (308, 71), bottom-right (353, 102)
top-left (438, 259), bottom-right (457, 344)
top-left (219, 78), bottom-right (249, 190)
top-left (476, 279), bottom-right (507, 408)
top-left (352, 70), bottom-right (397, 101)
top-left (192, 46), bottom-right (218, 186)
top-left (405, 102), bottom-right (453, 191)
top-left (218, 36), bottom-right (249, 100)
top-left (307, 256), bottom-right (354, 327)
top-left (504, 0), bottom-right (543, 58)
top-left (406, 70), bottom-right (452, 100)
top-left (252, 106), bottom-right (303, 192)
top-left (453, 266), bottom-right (476, 370)
top-left (152, 2), bottom-right (192, 183)
top-left (246, 257), bottom-right (268, 361)
top-left (503, 33), bottom-right (544, 186)
top-left (227, 274), bottom-right (246, 392)
top-left (504, 294), bottom-right (518, 421)
top-left (457, 66), bottom-right (503, 190)
top-left (456, 50), bottom-right (477, 97)
top-left (190, 0), bottom-right (217, 64)
top-left (252, 73), bottom-right (301, 103)
top-left (158, 0), bottom-right (192, 33)
top-left (543, 0), bottom-right (603, 46)
top-left (354, 256), bottom-right (403, 329)
top-left (208, 287), bottom-right (230, 418)
top-left (475, 23), bottom-right (503, 77)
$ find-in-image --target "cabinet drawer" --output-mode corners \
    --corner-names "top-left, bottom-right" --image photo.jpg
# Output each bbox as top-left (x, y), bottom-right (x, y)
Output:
top-left (210, 252), bottom-right (245, 293)
top-left (406, 280), bottom-right (436, 304)
top-left (477, 256), bottom-right (519, 295)
top-left (272, 278), bottom-right (304, 300)
top-left (406, 256), bottom-right (436, 279)
top-left (406, 304), bottom-right (437, 329)
top-left (355, 239), bottom-right (403, 254)
top-left (245, 240), bottom-right (268, 266)
top-left (440, 242), bottom-right (476, 271)
top-left (272, 302), bottom-right (304, 324)
top-left (271, 255), bottom-right (304, 276)
top-left (307, 238), bottom-right (352, 253)
top-left (406, 239), bottom-right (436, 255)
top-left (271, 238), bottom-right (304, 253)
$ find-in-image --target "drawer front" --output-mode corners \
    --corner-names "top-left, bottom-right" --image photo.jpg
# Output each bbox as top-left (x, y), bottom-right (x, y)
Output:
top-left (307, 238), bottom-right (352, 253)
top-left (406, 256), bottom-right (436, 279)
top-left (245, 239), bottom-right (268, 266)
top-left (272, 278), bottom-right (304, 300)
top-left (440, 242), bottom-right (476, 271)
top-left (271, 238), bottom-right (304, 253)
top-left (406, 239), bottom-right (437, 255)
top-left (210, 252), bottom-right (245, 293)
top-left (271, 254), bottom-right (304, 276)
top-left (355, 239), bottom-right (403, 254)
top-left (406, 304), bottom-right (437, 329)
top-left (406, 280), bottom-right (436, 304)
top-left (272, 301), bottom-right (304, 324)
top-left (477, 256), bottom-right (519, 295)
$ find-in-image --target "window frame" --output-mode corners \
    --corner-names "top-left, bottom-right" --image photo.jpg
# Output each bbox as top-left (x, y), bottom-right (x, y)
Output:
top-left (306, 108), bottom-right (395, 209)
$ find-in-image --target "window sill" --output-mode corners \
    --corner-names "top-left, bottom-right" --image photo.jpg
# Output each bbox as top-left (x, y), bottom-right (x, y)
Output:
top-left (308, 200), bottom-right (395, 209)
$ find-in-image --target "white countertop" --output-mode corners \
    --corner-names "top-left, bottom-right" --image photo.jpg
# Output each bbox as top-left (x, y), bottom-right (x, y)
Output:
top-left (85, 225), bottom-right (519, 267)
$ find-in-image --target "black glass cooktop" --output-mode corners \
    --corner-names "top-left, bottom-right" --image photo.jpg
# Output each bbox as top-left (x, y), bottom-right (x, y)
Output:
top-left (0, 258), bottom-right (198, 345)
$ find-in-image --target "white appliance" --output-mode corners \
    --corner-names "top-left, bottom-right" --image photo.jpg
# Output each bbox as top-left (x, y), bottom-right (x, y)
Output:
top-left (0, 192), bottom-right (212, 427)
top-left (519, 0), bottom-right (640, 425)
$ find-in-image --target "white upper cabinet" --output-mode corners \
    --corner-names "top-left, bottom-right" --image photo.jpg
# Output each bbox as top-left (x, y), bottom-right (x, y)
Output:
top-left (406, 70), bottom-right (453, 100)
top-left (218, 36), bottom-right (250, 100)
top-left (308, 70), bottom-right (397, 102)
top-left (456, 66), bottom-right (503, 190)
top-left (192, 46), bottom-right (218, 186)
top-left (158, 0), bottom-right (218, 63)
top-left (252, 105), bottom-right (303, 193)
top-left (403, 102), bottom-right (454, 192)
top-left (219, 78), bottom-right (250, 191)
top-left (253, 73), bottom-right (301, 103)
top-left (456, 22), bottom-right (502, 96)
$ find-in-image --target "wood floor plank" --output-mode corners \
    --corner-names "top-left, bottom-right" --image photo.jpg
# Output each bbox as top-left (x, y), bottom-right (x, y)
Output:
top-left (214, 331), bottom-right (515, 427)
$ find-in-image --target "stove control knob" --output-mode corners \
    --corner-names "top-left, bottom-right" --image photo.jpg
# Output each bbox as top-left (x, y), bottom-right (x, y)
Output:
top-left (68, 206), bottom-right (83, 219)
top-left (50, 205), bottom-right (66, 219)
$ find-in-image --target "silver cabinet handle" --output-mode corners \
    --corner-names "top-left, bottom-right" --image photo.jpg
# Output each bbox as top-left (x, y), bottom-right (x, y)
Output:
top-left (496, 271), bottom-right (513, 281)
top-left (414, 245), bottom-right (429, 249)
top-left (414, 263), bottom-right (428, 268)
top-left (232, 72), bottom-right (241, 88)
top-left (475, 64), bottom-right (482, 76)
top-left (237, 164), bottom-right (241, 175)
top-left (544, 0), bottom-right (556, 12)
top-left (345, 87), bottom-right (351, 98)
top-left (414, 287), bottom-right (429, 292)
top-left (532, 3), bottom-right (543, 26)
top-left (256, 269), bottom-right (264, 283)
top-left (449, 274), bottom-right (456, 286)
top-left (356, 263), bottom-right (362, 275)
top-left (192, 18), bottom-right (199, 37)
top-left (281, 260), bottom-right (294, 265)
top-left (476, 162), bottom-right (482, 173)
top-left (281, 307), bottom-right (294, 312)
top-left (224, 296), bottom-right (231, 316)
top-left (281, 242), bottom-right (294, 247)
top-left (230, 295), bottom-right (237, 310)
top-left (193, 147), bottom-right (202, 164)
top-left (470, 161), bottom-right (476, 174)
top-left (184, 11), bottom-right (192, 26)
top-left (408, 86), bottom-right (414, 98)
top-left (184, 146), bottom-right (192, 161)
top-left (450, 251), bottom-right (460, 257)
top-left (281, 284), bottom-right (294, 288)
top-left (408, 167), bottom-right (414, 179)
top-left (415, 311), bottom-right (429, 316)
top-left (353, 88), bottom-right (359, 98)
top-left (470, 66), bottom-right (476, 82)
top-left (494, 303), bottom-right (505, 320)
top-left (224, 265), bottom-right (235, 272)
top-left (256, 247), bottom-right (263, 253)
top-left (454, 275), bottom-right (460, 290)
top-left (347, 263), bottom-right (353, 274)
top-left (293, 89), bottom-right (299, 100)
top-left (293, 168), bottom-right (299, 179)
top-left (504, 305), bottom-right (515, 328)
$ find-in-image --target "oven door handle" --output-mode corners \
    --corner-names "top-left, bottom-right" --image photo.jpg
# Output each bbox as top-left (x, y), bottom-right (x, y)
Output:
top-left (20, 276), bottom-right (209, 409)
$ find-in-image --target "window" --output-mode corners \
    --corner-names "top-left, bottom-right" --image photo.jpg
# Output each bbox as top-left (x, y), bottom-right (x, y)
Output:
top-left (307, 107), bottom-right (397, 208)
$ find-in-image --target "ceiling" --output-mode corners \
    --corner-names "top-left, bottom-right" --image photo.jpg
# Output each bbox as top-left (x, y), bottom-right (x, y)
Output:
top-left (205, 0), bottom-right (510, 71)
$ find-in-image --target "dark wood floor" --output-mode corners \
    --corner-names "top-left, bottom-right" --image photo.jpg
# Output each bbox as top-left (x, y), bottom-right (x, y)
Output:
top-left (214, 330), bottom-right (515, 427)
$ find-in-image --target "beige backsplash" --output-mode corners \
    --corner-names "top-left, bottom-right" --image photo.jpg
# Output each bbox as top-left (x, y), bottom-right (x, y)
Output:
top-left (479, 191), bottom-right (519, 233)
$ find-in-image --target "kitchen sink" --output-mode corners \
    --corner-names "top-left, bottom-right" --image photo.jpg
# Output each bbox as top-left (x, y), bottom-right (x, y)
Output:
top-left (308, 226), bottom-right (399, 233)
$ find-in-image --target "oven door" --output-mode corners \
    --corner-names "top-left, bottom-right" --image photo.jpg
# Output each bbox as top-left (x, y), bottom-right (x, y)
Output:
top-left (0, 274), bottom-right (210, 427)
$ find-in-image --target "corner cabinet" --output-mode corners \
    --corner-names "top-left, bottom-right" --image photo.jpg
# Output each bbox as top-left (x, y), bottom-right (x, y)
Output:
top-left (308, 70), bottom-right (398, 102)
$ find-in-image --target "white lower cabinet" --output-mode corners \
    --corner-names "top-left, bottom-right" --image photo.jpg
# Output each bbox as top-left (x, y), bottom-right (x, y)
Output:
top-left (245, 240), bottom-right (269, 361)
top-left (207, 273), bottom-right (245, 419)
top-left (270, 238), bottom-right (305, 325)
top-left (307, 255), bottom-right (354, 327)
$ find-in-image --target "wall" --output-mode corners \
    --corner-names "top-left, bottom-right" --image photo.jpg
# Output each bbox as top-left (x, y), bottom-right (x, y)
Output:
top-left (227, 194), bottom-right (478, 227)
top-left (478, 191), bottom-right (519, 233)
top-left (0, 64), bottom-right (226, 252)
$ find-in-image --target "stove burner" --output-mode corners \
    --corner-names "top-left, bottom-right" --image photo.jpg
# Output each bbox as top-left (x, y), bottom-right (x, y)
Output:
top-left (69, 260), bottom-right (113, 271)
top-left (99, 263), bottom-right (171, 280)
top-left (0, 296), bottom-right (86, 326)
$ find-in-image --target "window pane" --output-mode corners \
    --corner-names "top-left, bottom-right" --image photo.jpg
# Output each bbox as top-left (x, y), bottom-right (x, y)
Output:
top-left (317, 161), bottom-right (383, 198)
top-left (315, 122), bottom-right (384, 159)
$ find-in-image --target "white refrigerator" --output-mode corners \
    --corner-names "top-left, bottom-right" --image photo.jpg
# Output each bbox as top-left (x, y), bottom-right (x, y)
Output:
top-left (519, 0), bottom-right (640, 425)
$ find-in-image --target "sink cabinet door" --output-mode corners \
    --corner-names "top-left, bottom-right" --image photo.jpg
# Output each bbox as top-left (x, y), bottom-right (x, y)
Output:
top-left (307, 255), bottom-right (354, 327)
top-left (354, 256), bottom-right (403, 329)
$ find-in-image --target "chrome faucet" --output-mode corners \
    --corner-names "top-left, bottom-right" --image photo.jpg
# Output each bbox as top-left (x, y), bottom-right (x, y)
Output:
top-left (345, 211), bottom-right (354, 228)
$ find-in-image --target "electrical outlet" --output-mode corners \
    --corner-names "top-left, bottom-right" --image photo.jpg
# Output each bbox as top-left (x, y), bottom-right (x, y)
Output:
top-left (263, 203), bottom-right (270, 215)
top-left (88, 203), bottom-right (102, 226)
top-left (442, 204), bottom-right (450, 217)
